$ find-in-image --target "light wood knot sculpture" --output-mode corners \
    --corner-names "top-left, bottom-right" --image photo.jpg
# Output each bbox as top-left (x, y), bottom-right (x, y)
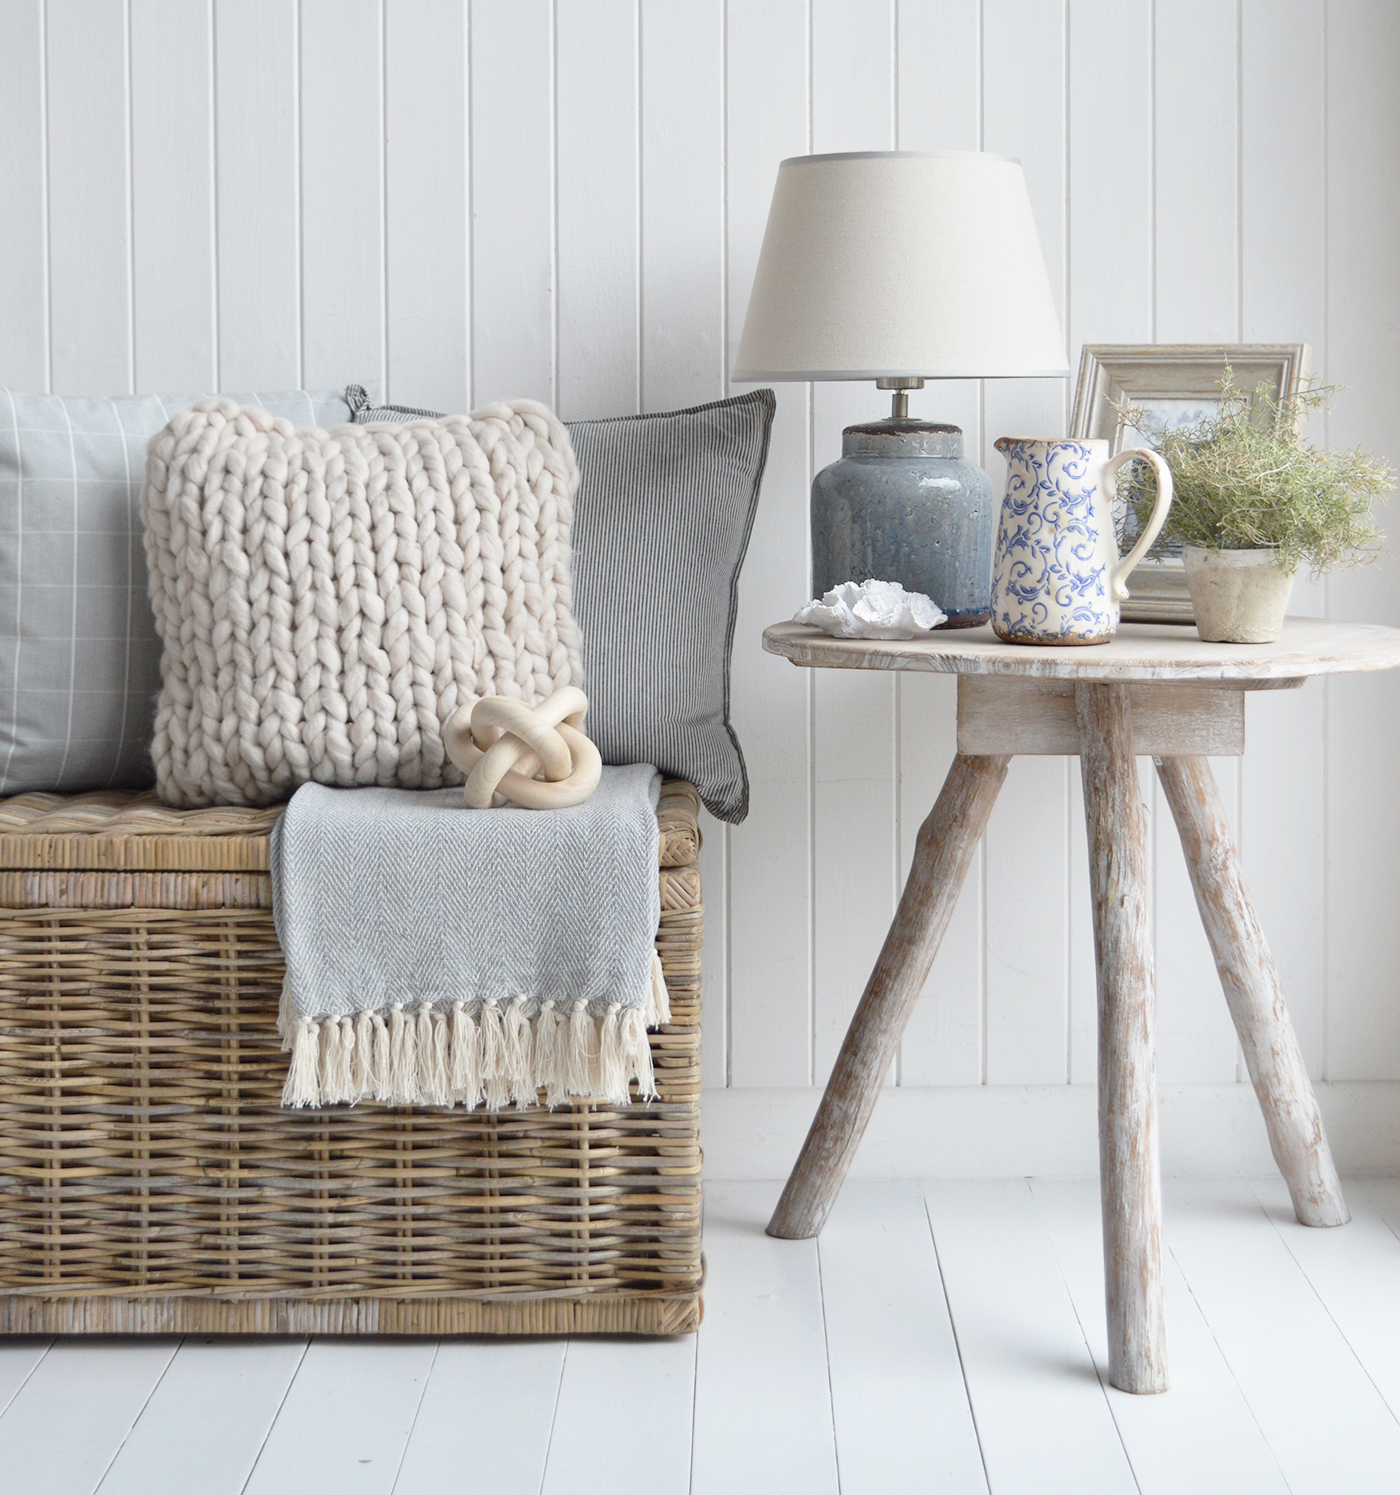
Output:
top-left (442, 687), bottom-right (603, 809)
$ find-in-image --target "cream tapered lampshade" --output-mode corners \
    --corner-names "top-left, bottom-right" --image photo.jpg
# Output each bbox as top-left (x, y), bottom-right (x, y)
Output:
top-left (733, 151), bottom-right (1067, 382)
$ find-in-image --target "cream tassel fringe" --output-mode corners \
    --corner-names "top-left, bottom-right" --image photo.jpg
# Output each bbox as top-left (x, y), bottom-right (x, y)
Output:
top-left (280, 978), bottom-right (669, 1111)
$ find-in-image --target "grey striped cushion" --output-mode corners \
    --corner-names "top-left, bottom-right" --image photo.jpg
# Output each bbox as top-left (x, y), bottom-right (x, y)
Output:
top-left (351, 390), bottom-right (775, 823)
top-left (0, 386), bottom-right (366, 794)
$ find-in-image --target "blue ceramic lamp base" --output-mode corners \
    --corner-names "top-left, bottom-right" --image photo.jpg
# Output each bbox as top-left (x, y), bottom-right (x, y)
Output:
top-left (810, 419), bottom-right (995, 629)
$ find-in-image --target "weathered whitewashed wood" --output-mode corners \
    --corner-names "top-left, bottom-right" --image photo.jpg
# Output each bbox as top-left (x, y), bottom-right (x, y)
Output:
top-left (1156, 754), bottom-right (1348, 1227)
top-left (767, 753), bottom-right (1010, 1241)
top-left (1077, 682), bottom-right (1168, 1394)
top-left (958, 678), bottom-right (1245, 757)
top-left (765, 617), bottom-right (1400, 684)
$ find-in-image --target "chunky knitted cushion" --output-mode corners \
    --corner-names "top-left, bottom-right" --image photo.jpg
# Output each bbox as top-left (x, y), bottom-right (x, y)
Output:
top-left (141, 399), bottom-right (582, 807)
top-left (350, 388), bottom-right (776, 822)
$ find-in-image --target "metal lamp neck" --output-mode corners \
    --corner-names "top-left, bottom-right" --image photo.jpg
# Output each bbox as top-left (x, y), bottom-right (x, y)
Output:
top-left (876, 376), bottom-right (926, 421)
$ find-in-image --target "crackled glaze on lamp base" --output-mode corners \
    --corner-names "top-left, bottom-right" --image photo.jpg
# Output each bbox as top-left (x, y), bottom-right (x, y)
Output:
top-left (811, 421), bottom-right (994, 628)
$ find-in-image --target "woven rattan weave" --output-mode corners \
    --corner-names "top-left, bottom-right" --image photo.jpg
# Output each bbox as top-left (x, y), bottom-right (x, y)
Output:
top-left (0, 781), bottom-right (702, 1335)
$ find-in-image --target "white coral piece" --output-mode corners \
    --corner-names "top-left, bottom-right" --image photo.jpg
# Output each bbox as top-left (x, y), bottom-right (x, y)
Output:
top-left (794, 579), bottom-right (947, 640)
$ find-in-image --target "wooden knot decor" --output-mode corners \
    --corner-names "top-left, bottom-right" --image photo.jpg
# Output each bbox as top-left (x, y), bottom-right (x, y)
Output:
top-left (442, 687), bottom-right (603, 809)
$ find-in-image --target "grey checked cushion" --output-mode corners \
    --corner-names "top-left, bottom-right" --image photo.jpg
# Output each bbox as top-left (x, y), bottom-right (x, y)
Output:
top-left (0, 386), bottom-right (367, 794)
top-left (350, 389), bottom-right (776, 823)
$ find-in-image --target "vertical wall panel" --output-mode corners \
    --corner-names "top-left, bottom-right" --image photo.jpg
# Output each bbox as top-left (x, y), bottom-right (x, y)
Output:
top-left (4, 0), bottom-right (1398, 1104)
top-left (0, 0), bottom-right (48, 389)
top-left (639, 0), bottom-right (729, 1082)
top-left (385, 0), bottom-right (469, 414)
top-left (556, 0), bottom-right (638, 423)
top-left (301, 0), bottom-right (384, 390)
top-left (47, 0), bottom-right (131, 395)
top-left (1067, 0), bottom-right (1153, 347)
top-left (1148, 0), bottom-right (1243, 1085)
top-left (727, 0), bottom-right (812, 1089)
top-left (810, 0), bottom-right (899, 1086)
top-left (1325, 0), bottom-right (1400, 1081)
top-left (1154, 0), bottom-right (1238, 341)
top-left (1062, 0), bottom-right (1153, 1085)
top-left (1238, 0), bottom-right (1328, 1078)
top-left (980, 0), bottom-right (1073, 1085)
top-left (130, 0), bottom-right (216, 393)
top-left (894, 0), bottom-right (985, 1087)
top-left (470, 0), bottom-right (554, 405)
top-left (214, 0), bottom-right (300, 390)
top-left (640, 0), bottom-right (725, 413)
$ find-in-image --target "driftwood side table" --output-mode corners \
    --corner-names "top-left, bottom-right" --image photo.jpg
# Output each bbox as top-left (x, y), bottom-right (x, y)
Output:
top-left (762, 617), bottom-right (1400, 1395)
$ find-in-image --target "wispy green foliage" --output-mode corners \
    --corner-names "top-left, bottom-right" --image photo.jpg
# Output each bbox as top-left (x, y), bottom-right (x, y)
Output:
top-left (1112, 371), bottom-right (1391, 576)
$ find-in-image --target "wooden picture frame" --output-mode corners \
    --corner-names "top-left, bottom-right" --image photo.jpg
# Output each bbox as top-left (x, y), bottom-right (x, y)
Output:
top-left (1070, 344), bottom-right (1312, 624)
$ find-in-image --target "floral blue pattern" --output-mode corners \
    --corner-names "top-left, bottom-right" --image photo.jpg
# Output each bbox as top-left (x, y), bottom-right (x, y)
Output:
top-left (991, 439), bottom-right (1114, 644)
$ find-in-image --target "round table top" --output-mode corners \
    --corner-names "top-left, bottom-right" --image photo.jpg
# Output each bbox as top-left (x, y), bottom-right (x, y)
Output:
top-left (762, 617), bottom-right (1400, 684)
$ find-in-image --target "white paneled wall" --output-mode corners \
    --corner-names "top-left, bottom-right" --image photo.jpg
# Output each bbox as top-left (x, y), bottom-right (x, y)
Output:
top-left (3, 0), bottom-right (1399, 1120)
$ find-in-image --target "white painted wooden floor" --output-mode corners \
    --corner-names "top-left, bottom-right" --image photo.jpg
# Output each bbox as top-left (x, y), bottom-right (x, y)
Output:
top-left (5, 1175), bottom-right (1400, 1494)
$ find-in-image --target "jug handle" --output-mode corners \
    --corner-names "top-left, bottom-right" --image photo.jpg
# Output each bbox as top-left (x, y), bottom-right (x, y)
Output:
top-left (1104, 448), bottom-right (1174, 602)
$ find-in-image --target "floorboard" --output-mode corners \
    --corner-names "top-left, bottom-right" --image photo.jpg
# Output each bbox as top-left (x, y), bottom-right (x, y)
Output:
top-left (390, 1339), bottom-right (565, 1495)
top-left (923, 1179), bottom-right (1139, 1495)
top-left (819, 1179), bottom-right (988, 1495)
top-left (689, 1181), bottom-right (840, 1495)
top-left (1031, 1178), bottom-right (1289, 1495)
top-left (0, 1338), bottom-right (178, 1495)
top-left (540, 1334), bottom-right (697, 1495)
top-left (4, 1178), bottom-right (1400, 1494)
top-left (1257, 1176), bottom-right (1400, 1421)
top-left (1163, 1177), bottom-right (1400, 1494)
top-left (240, 1338), bottom-right (438, 1495)
top-left (95, 1338), bottom-right (309, 1495)
top-left (0, 1337), bottom-right (50, 1418)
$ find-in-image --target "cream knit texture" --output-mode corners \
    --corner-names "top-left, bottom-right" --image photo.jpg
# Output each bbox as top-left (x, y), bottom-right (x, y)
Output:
top-left (141, 398), bottom-right (582, 807)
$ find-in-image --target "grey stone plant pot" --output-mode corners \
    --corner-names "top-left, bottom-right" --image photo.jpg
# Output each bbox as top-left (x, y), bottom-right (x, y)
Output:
top-left (1182, 545), bottom-right (1297, 643)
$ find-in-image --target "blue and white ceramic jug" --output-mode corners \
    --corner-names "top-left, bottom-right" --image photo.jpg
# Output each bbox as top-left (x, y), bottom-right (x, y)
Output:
top-left (989, 438), bottom-right (1173, 646)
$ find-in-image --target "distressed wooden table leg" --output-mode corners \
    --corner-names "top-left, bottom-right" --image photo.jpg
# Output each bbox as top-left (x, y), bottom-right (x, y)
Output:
top-left (1077, 683), bottom-right (1169, 1394)
top-left (765, 752), bottom-right (1010, 1241)
top-left (1156, 754), bottom-right (1349, 1228)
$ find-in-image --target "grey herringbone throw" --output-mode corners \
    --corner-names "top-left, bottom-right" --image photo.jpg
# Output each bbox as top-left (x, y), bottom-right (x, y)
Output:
top-left (272, 764), bottom-right (667, 1109)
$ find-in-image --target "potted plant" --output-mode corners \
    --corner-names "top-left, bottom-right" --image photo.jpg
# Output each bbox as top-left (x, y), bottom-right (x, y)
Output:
top-left (1113, 372), bottom-right (1392, 642)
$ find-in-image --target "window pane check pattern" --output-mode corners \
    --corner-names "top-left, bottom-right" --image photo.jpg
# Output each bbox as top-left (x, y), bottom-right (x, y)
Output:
top-left (0, 388), bottom-right (361, 794)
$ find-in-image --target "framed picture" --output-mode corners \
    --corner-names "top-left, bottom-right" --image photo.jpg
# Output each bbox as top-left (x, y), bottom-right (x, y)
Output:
top-left (1070, 344), bottom-right (1312, 623)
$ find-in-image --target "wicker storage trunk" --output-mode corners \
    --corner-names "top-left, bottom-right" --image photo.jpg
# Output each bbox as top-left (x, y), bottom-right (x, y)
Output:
top-left (0, 781), bottom-right (702, 1335)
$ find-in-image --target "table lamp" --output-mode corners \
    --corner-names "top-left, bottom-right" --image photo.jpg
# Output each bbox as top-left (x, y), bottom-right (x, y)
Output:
top-left (733, 151), bottom-right (1068, 627)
